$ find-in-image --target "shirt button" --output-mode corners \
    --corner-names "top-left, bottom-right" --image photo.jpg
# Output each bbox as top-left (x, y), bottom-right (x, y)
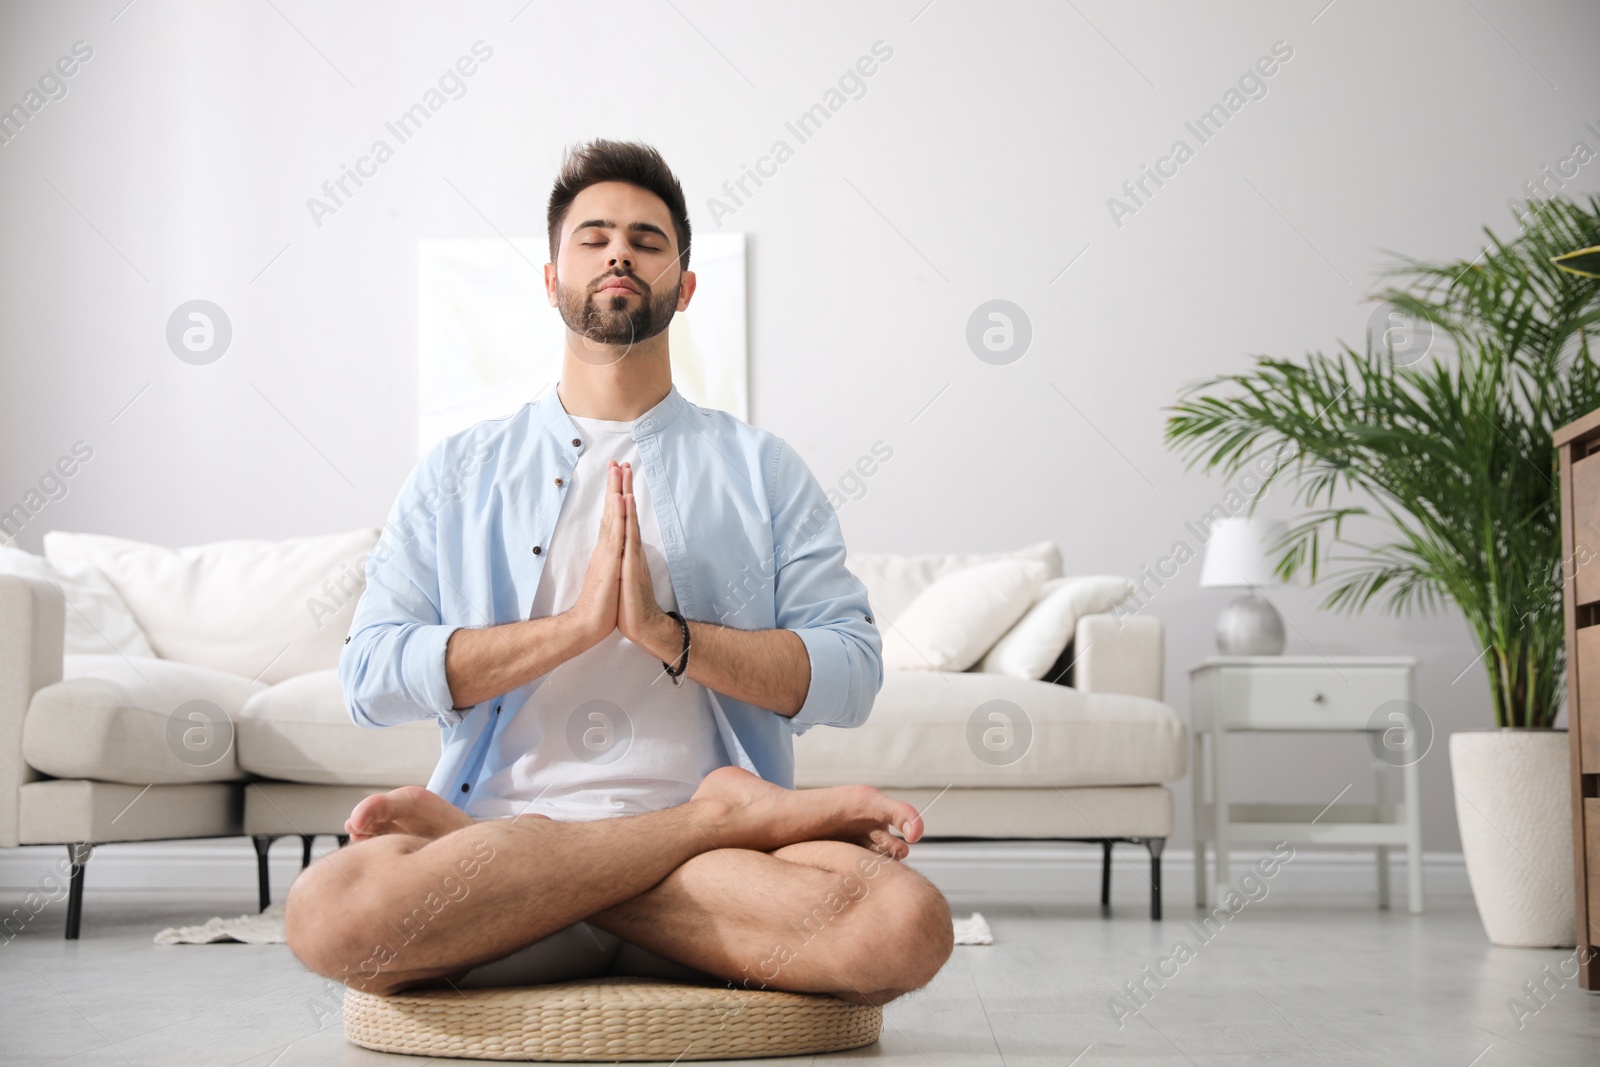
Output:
top-left (460, 783), bottom-right (470, 793)
top-left (554, 477), bottom-right (564, 487)
top-left (865, 615), bottom-right (873, 623)
top-left (571, 437), bottom-right (582, 447)
top-left (532, 545), bottom-right (542, 555)
top-left (344, 635), bottom-right (351, 644)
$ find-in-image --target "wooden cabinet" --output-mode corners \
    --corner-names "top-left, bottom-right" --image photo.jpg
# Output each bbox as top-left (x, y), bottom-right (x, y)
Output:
top-left (1555, 407), bottom-right (1600, 989)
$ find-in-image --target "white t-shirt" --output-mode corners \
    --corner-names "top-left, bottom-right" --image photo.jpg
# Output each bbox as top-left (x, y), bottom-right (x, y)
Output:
top-left (464, 410), bottom-right (730, 821)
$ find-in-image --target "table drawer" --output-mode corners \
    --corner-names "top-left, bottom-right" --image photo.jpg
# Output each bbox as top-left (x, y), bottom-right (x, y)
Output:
top-left (1580, 628), bottom-right (1600, 774)
top-left (1575, 452), bottom-right (1600, 605)
top-left (1588, 799), bottom-right (1600, 949)
top-left (1219, 667), bottom-right (1408, 728)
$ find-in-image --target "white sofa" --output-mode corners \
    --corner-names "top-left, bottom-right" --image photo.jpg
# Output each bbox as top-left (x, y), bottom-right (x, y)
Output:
top-left (805, 542), bottom-right (1187, 919)
top-left (0, 528), bottom-right (393, 938)
top-left (0, 532), bottom-right (1186, 938)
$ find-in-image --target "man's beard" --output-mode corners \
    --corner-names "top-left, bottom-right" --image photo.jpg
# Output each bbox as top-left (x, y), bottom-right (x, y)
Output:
top-left (556, 271), bottom-right (679, 349)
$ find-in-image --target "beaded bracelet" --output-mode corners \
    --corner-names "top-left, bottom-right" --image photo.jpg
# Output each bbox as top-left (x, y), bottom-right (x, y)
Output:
top-left (662, 610), bottom-right (691, 686)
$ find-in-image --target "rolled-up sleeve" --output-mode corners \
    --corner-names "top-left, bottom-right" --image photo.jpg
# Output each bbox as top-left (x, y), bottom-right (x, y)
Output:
top-left (339, 443), bottom-right (466, 728)
top-left (767, 439), bottom-right (884, 736)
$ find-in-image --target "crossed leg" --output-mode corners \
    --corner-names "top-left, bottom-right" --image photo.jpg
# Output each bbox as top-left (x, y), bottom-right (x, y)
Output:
top-left (580, 837), bottom-right (952, 1003)
top-left (284, 767), bottom-right (954, 1005)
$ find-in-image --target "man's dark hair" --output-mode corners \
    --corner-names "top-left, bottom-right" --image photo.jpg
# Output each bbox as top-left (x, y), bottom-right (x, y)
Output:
top-left (547, 139), bottom-right (692, 273)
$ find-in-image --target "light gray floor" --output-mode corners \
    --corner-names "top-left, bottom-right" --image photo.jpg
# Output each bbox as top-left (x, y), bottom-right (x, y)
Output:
top-left (2, 882), bottom-right (1597, 1066)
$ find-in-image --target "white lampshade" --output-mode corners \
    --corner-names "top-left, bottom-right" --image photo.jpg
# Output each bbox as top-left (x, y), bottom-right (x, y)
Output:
top-left (1199, 517), bottom-right (1287, 588)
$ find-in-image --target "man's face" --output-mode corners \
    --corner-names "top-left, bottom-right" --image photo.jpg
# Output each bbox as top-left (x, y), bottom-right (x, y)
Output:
top-left (551, 181), bottom-right (686, 352)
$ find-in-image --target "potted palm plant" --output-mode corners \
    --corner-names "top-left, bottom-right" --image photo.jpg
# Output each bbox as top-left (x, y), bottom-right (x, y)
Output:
top-left (1163, 194), bottom-right (1600, 946)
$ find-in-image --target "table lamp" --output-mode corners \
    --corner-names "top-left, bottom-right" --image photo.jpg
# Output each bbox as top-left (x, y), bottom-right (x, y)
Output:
top-left (1199, 517), bottom-right (1287, 655)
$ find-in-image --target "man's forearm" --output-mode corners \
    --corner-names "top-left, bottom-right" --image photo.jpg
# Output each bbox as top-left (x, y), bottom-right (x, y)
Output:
top-left (640, 615), bottom-right (810, 716)
top-left (444, 613), bottom-right (594, 711)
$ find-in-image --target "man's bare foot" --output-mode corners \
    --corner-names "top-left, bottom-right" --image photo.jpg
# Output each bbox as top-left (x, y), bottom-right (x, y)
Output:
top-left (345, 786), bottom-right (476, 843)
top-left (689, 766), bottom-right (925, 859)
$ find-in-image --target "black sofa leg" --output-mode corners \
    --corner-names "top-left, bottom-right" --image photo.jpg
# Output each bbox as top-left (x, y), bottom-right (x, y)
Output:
top-left (64, 843), bottom-right (90, 940)
top-left (300, 835), bottom-right (314, 870)
top-left (336, 834), bottom-right (349, 848)
top-left (1146, 837), bottom-right (1166, 921)
top-left (1100, 840), bottom-right (1113, 908)
top-left (251, 835), bottom-right (277, 912)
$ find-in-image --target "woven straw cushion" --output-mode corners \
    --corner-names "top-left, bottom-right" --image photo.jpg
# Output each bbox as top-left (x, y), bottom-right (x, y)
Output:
top-left (343, 976), bottom-right (883, 1061)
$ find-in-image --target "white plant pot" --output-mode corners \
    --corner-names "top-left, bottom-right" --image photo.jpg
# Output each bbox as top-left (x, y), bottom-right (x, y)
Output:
top-left (1450, 729), bottom-right (1575, 948)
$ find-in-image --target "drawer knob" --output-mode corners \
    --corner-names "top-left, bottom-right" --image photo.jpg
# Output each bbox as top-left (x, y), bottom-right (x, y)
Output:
top-left (1312, 693), bottom-right (1326, 703)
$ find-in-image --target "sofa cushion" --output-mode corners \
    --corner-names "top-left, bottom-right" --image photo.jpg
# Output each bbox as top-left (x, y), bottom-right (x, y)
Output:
top-left (22, 654), bottom-right (265, 784)
top-left (43, 527), bottom-right (379, 685)
top-left (237, 669), bottom-right (440, 786)
top-left (848, 540), bottom-right (1061, 626)
top-left (0, 545), bottom-right (156, 658)
top-left (881, 559), bottom-right (1049, 672)
top-left (793, 669), bottom-right (1186, 789)
top-left (977, 575), bottom-right (1135, 679)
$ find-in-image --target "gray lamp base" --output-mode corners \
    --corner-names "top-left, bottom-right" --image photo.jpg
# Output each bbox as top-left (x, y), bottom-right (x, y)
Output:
top-left (1216, 591), bottom-right (1286, 655)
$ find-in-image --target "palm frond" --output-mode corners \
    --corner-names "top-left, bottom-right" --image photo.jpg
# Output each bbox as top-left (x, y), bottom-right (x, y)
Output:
top-left (1163, 194), bottom-right (1600, 727)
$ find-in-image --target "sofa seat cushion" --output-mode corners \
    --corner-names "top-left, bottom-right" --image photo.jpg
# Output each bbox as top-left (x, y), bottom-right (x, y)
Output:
top-left (237, 669), bottom-right (440, 786)
top-left (793, 670), bottom-right (1186, 789)
top-left (22, 654), bottom-right (265, 784)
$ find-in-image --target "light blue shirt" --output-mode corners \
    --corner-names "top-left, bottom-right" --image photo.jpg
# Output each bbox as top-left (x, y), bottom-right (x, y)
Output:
top-left (338, 382), bottom-right (883, 807)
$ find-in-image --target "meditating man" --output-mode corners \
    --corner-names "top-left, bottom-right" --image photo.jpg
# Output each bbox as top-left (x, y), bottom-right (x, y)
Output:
top-left (284, 139), bottom-right (954, 1006)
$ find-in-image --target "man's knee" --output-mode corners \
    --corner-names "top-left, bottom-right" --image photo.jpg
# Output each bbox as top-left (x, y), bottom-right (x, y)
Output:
top-left (285, 851), bottom-right (367, 981)
top-left (861, 864), bottom-right (953, 993)
top-left (284, 836), bottom-right (423, 984)
top-left (787, 844), bottom-right (951, 999)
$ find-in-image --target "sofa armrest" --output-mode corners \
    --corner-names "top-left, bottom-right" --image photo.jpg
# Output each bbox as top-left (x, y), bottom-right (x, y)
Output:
top-left (0, 574), bottom-right (64, 847)
top-left (1072, 612), bottom-right (1163, 700)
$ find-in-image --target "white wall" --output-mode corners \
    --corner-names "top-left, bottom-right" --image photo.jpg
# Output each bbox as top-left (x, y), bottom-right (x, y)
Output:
top-left (2, 0), bottom-right (1596, 855)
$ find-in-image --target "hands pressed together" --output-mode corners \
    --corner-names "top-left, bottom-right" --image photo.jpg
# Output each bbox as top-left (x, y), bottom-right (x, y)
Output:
top-left (567, 461), bottom-right (680, 665)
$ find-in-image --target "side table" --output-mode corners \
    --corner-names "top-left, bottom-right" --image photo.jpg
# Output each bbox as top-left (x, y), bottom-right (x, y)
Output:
top-left (1190, 655), bottom-right (1424, 913)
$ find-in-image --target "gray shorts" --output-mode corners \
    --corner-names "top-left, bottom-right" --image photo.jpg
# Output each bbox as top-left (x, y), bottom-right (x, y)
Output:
top-left (453, 920), bottom-right (724, 989)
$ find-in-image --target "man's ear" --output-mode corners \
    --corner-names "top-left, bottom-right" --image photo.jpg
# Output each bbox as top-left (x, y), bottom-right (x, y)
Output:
top-left (676, 269), bottom-right (696, 312)
top-left (544, 263), bottom-right (559, 307)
